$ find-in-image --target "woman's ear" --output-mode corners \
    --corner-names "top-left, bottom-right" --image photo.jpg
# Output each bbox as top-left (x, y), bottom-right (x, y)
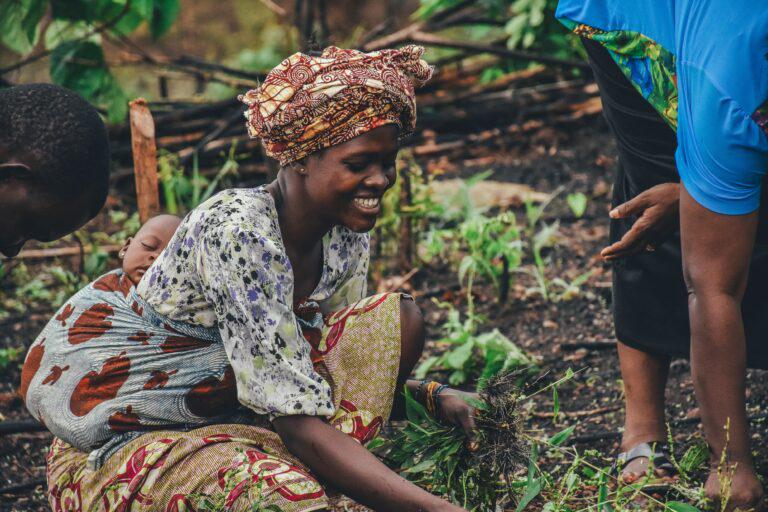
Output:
top-left (119, 238), bottom-right (131, 259)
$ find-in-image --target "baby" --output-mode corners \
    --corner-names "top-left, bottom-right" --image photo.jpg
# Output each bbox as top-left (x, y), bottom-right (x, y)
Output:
top-left (18, 213), bottom-right (242, 466)
top-left (118, 214), bottom-right (181, 285)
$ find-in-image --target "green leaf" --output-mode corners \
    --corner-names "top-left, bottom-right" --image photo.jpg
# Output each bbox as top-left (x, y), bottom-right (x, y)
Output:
top-left (151, 0), bottom-right (180, 38)
top-left (0, 0), bottom-right (46, 54)
top-left (403, 387), bottom-right (429, 424)
top-left (457, 255), bottom-right (475, 286)
top-left (666, 503), bottom-right (703, 512)
top-left (548, 426), bottom-right (575, 447)
top-left (405, 458), bottom-right (435, 473)
top-left (552, 385), bottom-right (559, 420)
top-left (566, 192), bottom-right (588, 218)
top-left (515, 477), bottom-right (542, 512)
top-left (445, 339), bottom-right (474, 370)
top-left (50, 39), bottom-right (127, 123)
top-left (414, 355), bottom-right (439, 379)
top-left (44, 20), bottom-right (93, 50)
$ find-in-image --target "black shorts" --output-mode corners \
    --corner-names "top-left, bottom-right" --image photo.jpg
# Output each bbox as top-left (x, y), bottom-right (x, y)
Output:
top-left (583, 37), bottom-right (768, 368)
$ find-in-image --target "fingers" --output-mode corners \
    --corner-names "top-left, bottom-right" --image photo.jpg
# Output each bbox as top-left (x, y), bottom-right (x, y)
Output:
top-left (609, 192), bottom-right (648, 219)
top-left (600, 221), bottom-right (649, 260)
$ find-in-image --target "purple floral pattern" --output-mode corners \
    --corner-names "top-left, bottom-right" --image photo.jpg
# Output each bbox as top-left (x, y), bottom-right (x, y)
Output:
top-left (137, 187), bottom-right (370, 417)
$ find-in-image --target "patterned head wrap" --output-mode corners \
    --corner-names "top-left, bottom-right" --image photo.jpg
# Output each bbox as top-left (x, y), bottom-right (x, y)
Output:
top-left (240, 45), bottom-right (433, 166)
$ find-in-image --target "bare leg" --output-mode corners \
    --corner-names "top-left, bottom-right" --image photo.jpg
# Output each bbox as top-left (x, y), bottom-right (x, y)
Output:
top-left (617, 342), bottom-right (672, 479)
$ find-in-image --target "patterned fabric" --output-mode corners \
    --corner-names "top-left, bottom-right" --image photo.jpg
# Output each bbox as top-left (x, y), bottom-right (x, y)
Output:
top-left (20, 270), bottom-right (242, 466)
top-left (562, 19), bottom-right (678, 130)
top-left (240, 45), bottom-right (433, 166)
top-left (45, 292), bottom-right (403, 512)
top-left (136, 187), bottom-right (370, 418)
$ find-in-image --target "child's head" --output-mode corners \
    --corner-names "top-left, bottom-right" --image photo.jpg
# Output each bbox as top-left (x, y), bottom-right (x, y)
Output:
top-left (0, 84), bottom-right (111, 258)
top-left (119, 214), bottom-right (181, 285)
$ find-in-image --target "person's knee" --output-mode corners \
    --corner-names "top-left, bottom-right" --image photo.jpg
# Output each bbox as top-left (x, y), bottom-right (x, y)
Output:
top-left (399, 296), bottom-right (425, 372)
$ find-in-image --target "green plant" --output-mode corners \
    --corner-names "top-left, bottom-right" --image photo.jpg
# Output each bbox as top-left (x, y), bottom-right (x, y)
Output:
top-left (566, 192), bottom-right (588, 218)
top-left (0, 346), bottom-right (24, 370)
top-left (416, 300), bottom-right (536, 386)
top-left (423, 172), bottom-right (523, 304)
top-left (1, 0), bottom-right (181, 122)
top-left (158, 145), bottom-right (240, 215)
top-left (384, 371), bottom-right (528, 511)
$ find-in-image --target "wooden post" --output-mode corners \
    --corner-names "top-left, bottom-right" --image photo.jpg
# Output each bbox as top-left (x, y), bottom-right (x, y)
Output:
top-left (129, 98), bottom-right (160, 223)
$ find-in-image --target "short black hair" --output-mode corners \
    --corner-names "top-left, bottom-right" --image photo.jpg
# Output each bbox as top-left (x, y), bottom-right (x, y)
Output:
top-left (0, 83), bottom-right (110, 217)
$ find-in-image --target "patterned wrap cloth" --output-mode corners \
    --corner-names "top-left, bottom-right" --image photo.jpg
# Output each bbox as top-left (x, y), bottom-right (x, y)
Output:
top-left (240, 45), bottom-right (433, 166)
top-left (28, 269), bottom-right (402, 511)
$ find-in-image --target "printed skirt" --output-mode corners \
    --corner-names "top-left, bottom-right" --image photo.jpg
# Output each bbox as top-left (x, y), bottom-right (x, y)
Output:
top-left (45, 292), bottom-right (403, 512)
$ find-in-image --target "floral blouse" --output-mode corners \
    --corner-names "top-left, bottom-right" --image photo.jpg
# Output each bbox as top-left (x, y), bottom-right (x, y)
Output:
top-left (136, 187), bottom-right (370, 418)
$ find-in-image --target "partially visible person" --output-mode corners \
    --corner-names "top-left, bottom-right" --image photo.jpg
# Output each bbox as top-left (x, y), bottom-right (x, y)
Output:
top-left (555, 1), bottom-right (768, 510)
top-left (21, 214), bottom-right (182, 452)
top-left (0, 83), bottom-right (111, 258)
top-left (29, 46), bottom-right (474, 512)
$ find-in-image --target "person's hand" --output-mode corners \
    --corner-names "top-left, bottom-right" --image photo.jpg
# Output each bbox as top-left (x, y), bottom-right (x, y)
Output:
top-left (437, 388), bottom-right (477, 439)
top-left (601, 183), bottom-right (680, 261)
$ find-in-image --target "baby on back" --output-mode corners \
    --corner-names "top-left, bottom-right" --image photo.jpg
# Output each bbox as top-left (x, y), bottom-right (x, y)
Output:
top-left (18, 214), bottom-right (243, 465)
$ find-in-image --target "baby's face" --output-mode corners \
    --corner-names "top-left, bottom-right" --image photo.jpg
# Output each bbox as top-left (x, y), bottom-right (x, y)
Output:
top-left (121, 215), bottom-right (180, 285)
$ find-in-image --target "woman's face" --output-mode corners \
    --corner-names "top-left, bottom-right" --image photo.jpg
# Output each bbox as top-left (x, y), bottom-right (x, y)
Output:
top-left (301, 125), bottom-right (399, 233)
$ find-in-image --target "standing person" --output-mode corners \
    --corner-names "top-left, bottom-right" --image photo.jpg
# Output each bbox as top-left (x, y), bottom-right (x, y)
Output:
top-left (35, 46), bottom-right (474, 512)
top-left (0, 83), bottom-right (110, 258)
top-left (556, 1), bottom-right (768, 510)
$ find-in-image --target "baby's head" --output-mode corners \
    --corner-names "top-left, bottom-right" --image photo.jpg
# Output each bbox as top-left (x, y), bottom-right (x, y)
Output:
top-left (119, 214), bottom-right (181, 285)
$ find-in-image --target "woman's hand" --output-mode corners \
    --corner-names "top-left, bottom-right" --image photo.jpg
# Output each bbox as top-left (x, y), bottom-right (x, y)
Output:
top-left (437, 388), bottom-right (478, 439)
top-left (601, 182), bottom-right (680, 261)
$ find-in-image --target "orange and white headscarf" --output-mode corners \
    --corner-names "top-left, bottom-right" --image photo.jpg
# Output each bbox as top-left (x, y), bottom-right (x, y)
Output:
top-left (240, 45), bottom-right (433, 166)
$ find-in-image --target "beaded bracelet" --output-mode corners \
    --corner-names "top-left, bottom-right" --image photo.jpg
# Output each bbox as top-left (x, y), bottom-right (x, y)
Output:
top-left (424, 382), bottom-right (449, 417)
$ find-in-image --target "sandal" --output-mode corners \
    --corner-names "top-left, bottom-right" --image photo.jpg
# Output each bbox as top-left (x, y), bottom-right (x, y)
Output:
top-left (614, 442), bottom-right (678, 492)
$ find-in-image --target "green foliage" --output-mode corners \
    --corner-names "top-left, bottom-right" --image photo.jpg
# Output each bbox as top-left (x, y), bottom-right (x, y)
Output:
top-left (415, 0), bottom-right (584, 66)
top-left (1, 0), bottom-right (181, 123)
top-left (416, 299), bottom-right (536, 386)
top-left (158, 145), bottom-right (240, 215)
top-left (0, 0), bottom-right (46, 54)
top-left (385, 388), bottom-right (511, 511)
top-left (0, 346), bottom-right (24, 370)
top-left (566, 192), bottom-right (588, 218)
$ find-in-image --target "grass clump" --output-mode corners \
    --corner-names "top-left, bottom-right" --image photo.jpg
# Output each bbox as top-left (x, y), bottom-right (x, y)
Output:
top-left (383, 370), bottom-right (529, 511)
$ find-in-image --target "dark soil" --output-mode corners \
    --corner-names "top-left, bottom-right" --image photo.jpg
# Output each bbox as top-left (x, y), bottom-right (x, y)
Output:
top-left (1, 113), bottom-right (766, 511)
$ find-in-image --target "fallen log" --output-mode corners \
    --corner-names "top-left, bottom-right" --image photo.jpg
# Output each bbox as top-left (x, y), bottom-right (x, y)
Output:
top-left (0, 419), bottom-right (47, 436)
top-left (0, 478), bottom-right (47, 496)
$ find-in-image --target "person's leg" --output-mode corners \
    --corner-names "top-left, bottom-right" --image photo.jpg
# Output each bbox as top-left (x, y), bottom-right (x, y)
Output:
top-left (581, 36), bottom-right (683, 480)
top-left (390, 296), bottom-right (426, 420)
top-left (617, 342), bottom-right (672, 479)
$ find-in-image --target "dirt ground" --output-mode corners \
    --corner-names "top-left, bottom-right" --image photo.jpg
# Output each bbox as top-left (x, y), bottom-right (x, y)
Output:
top-left (1, 113), bottom-right (766, 511)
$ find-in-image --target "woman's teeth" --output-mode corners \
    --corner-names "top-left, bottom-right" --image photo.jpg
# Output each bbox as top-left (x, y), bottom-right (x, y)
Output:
top-left (354, 197), bottom-right (380, 209)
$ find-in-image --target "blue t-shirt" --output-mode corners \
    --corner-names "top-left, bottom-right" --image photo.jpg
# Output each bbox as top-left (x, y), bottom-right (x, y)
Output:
top-left (556, 0), bottom-right (768, 215)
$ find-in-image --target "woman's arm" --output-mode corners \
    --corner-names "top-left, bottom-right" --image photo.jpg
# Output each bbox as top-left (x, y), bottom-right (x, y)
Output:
top-left (273, 415), bottom-right (466, 512)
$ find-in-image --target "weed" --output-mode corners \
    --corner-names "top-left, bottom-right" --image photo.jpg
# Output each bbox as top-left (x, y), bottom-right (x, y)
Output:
top-left (0, 346), bottom-right (23, 370)
top-left (416, 299), bottom-right (536, 386)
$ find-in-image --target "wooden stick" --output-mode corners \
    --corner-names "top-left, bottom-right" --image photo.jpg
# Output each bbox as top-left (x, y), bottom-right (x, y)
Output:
top-left (129, 99), bottom-right (161, 223)
top-left (409, 31), bottom-right (591, 70)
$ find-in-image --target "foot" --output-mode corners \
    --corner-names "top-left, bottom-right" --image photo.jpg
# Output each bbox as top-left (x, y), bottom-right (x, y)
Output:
top-left (705, 463), bottom-right (764, 512)
top-left (617, 441), bottom-right (677, 484)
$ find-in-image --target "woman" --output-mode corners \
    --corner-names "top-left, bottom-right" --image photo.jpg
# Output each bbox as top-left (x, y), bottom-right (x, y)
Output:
top-left (39, 45), bottom-right (473, 511)
top-left (555, 1), bottom-right (768, 510)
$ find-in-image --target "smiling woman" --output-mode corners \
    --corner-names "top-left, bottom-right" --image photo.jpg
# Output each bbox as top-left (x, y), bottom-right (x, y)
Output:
top-left (32, 45), bottom-right (475, 512)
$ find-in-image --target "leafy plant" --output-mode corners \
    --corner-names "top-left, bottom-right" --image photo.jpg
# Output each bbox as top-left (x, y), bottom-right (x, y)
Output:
top-left (566, 192), bottom-right (588, 218)
top-left (158, 145), bottom-right (240, 215)
top-left (423, 172), bottom-right (523, 304)
top-left (0, 346), bottom-right (24, 370)
top-left (384, 372), bottom-right (528, 511)
top-left (416, 300), bottom-right (536, 386)
top-left (1, 0), bottom-right (181, 122)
